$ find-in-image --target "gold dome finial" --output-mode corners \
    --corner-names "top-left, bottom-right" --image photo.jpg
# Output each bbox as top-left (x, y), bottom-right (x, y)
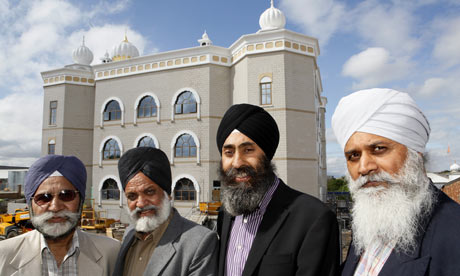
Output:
top-left (124, 29), bottom-right (129, 42)
top-left (271, 0), bottom-right (274, 7)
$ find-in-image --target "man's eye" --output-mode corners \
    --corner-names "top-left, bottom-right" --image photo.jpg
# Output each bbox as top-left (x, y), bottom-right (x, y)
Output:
top-left (127, 194), bottom-right (137, 201)
top-left (347, 153), bottom-right (360, 161)
top-left (245, 148), bottom-right (254, 153)
top-left (374, 146), bottom-right (386, 152)
top-left (224, 150), bottom-right (233, 155)
top-left (144, 189), bottom-right (156, 196)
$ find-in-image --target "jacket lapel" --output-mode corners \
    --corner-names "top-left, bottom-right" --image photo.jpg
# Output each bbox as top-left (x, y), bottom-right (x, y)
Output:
top-left (242, 181), bottom-right (291, 276)
top-left (10, 230), bottom-right (42, 275)
top-left (113, 228), bottom-right (136, 276)
top-left (143, 210), bottom-right (181, 276)
top-left (77, 229), bottom-right (103, 276)
top-left (218, 211), bottom-right (233, 276)
top-left (341, 242), bottom-right (361, 276)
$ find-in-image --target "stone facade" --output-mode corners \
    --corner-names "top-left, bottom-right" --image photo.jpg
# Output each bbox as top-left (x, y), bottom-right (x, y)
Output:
top-left (41, 28), bottom-right (327, 222)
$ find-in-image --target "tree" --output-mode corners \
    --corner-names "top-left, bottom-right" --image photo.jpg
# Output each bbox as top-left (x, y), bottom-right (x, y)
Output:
top-left (327, 176), bottom-right (349, 192)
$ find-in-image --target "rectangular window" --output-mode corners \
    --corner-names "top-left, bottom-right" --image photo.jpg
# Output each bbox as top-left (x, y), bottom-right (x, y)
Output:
top-left (49, 101), bottom-right (57, 125)
top-left (48, 143), bottom-right (55, 155)
top-left (261, 83), bottom-right (272, 105)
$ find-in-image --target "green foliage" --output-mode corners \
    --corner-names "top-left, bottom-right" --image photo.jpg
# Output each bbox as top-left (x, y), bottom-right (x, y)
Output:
top-left (327, 176), bottom-right (349, 192)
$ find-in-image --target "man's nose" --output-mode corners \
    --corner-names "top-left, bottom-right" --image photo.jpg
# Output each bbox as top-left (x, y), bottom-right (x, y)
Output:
top-left (358, 152), bottom-right (378, 176)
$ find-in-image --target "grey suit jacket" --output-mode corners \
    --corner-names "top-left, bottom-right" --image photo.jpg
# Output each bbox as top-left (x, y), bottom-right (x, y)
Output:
top-left (113, 208), bottom-right (218, 276)
top-left (0, 228), bottom-right (121, 276)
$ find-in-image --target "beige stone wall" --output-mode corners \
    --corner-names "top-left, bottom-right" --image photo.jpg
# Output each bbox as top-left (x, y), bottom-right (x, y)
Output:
top-left (91, 64), bottom-right (231, 216)
top-left (42, 83), bottom-right (95, 201)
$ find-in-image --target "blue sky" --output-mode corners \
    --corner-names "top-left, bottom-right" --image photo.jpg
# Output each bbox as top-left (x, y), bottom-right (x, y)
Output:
top-left (1, 0), bottom-right (459, 176)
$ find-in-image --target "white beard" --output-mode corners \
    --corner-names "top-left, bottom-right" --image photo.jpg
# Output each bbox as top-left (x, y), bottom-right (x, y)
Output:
top-left (347, 148), bottom-right (434, 254)
top-left (31, 210), bottom-right (80, 239)
top-left (127, 192), bottom-right (172, 233)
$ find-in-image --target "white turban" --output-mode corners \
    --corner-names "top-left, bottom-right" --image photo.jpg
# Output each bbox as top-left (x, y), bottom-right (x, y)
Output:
top-left (332, 88), bottom-right (430, 153)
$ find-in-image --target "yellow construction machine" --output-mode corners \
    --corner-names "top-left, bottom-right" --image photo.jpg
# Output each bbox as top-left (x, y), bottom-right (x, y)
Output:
top-left (80, 201), bottom-right (116, 233)
top-left (0, 208), bottom-right (33, 239)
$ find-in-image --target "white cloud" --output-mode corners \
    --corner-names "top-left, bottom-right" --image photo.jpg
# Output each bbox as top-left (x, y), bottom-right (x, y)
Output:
top-left (418, 78), bottom-right (449, 97)
top-left (432, 17), bottom-right (460, 68)
top-left (342, 47), bottom-right (412, 89)
top-left (351, 1), bottom-right (420, 54)
top-left (280, 0), bottom-right (346, 45)
top-left (0, 93), bottom-right (43, 166)
top-left (0, 0), bottom-right (152, 166)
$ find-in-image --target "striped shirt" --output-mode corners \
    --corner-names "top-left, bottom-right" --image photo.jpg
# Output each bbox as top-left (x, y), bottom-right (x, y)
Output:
top-left (353, 241), bottom-right (395, 276)
top-left (40, 230), bottom-right (80, 276)
top-left (225, 177), bottom-right (280, 276)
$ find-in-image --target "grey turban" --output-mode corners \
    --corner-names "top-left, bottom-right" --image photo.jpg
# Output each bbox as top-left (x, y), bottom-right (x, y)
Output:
top-left (25, 155), bottom-right (87, 204)
top-left (332, 88), bottom-right (430, 153)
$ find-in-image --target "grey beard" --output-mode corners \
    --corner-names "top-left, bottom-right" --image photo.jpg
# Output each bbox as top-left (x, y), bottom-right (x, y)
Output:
top-left (219, 157), bottom-right (275, 216)
top-left (347, 148), bottom-right (435, 255)
top-left (31, 209), bottom-right (80, 240)
top-left (127, 191), bottom-right (172, 233)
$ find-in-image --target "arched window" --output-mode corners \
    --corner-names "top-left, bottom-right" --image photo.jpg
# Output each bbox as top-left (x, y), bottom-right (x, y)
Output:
top-left (48, 139), bottom-right (56, 155)
top-left (101, 178), bottom-right (120, 200)
top-left (103, 139), bottom-right (121, 160)
top-left (137, 96), bottom-right (157, 118)
top-left (260, 76), bottom-right (272, 105)
top-left (175, 134), bottom-right (197, 157)
top-left (174, 178), bottom-right (196, 201)
top-left (137, 136), bottom-right (156, 148)
top-left (175, 91), bottom-right (197, 114)
top-left (104, 100), bottom-right (121, 121)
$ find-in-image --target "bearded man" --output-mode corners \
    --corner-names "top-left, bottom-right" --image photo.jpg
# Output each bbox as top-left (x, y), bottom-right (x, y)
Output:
top-left (0, 155), bottom-right (120, 276)
top-left (113, 147), bottom-right (218, 276)
top-left (332, 88), bottom-right (460, 275)
top-left (216, 103), bottom-right (340, 276)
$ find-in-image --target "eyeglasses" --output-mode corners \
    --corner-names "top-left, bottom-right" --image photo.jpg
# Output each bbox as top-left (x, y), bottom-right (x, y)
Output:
top-left (33, 190), bottom-right (79, 206)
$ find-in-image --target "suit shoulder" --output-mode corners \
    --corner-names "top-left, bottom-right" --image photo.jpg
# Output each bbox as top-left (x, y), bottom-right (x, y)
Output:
top-left (177, 214), bottom-right (216, 236)
top-left (282, 182), bottom-right (333, 215)
top-left (79, 229), bottom-right (121, 251)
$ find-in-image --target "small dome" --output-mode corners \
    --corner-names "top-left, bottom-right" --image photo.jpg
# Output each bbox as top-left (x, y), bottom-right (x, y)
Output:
top-left (259, 0), bottom-right (286, 31)
top-left (111, 34), bottom-right (139, 62)
top-left (450, 162), bottom-right (460, 172)
top-left (72, 37), bottom-right (93, 65)
top-left (198, 30), bottom-right (212, 46)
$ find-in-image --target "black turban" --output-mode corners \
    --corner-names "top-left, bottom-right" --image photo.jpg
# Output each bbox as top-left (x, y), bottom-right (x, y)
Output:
top-left (118, 147), bottom-right (172, 194)
top-left (216, 103), bottom-right (280, 160)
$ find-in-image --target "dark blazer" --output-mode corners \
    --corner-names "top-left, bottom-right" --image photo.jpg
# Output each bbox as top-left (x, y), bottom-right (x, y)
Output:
top-left (113, 208), bottom-right (218, 276)
top-left (341, 185), bottom-right (460, 276)
top-left (217, 179), bottom-right (340, 276)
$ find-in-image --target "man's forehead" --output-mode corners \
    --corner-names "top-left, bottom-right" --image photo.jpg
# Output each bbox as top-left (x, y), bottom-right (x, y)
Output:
top-left (125, 172), bottom-right (163, 191)
top-left (223, 130), bottom-right (257, 146)
top-left (344, 132), bottom-right (402, 151)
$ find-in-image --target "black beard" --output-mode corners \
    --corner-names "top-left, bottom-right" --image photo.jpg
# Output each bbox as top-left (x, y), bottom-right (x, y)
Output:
top-left (219, 156), bottom-right (275, 216)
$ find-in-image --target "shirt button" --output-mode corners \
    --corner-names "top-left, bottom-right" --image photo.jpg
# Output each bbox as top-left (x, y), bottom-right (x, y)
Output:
top-left (237, 245), bottom-right (242, 250)
top-left (243, 218), bottom-right (248, 223)
top-left (139, 257), bottom-right (142, 261)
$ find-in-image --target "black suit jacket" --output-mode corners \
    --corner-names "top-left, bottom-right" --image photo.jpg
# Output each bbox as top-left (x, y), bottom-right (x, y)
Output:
top-left (217, 180), bottom-right (340, 276)
top-left (341, 185), bottom-right (460, 276)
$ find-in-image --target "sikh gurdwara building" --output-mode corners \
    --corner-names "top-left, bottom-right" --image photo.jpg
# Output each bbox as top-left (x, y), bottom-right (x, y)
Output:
top-left (40, 2), bottom-right (327, 221)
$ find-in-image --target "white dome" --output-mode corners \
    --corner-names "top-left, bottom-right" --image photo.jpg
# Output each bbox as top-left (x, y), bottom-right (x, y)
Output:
top-left (198, 30), bottom-right (212, 46)
top-left (72, 37), bottom-right (93, 65)
top-left (450, 163), bottom-right (460, 172)
top-left (259, 0), bottom-right (286, 31)
top-left (111, 35), bottom-right (139, 61)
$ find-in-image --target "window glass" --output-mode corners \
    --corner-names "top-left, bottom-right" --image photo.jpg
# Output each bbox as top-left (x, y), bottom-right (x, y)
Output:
top-left (104, 100), bottom-right (121, 121)
top-left (103, 139), bottom-right (121, 160)
top-left (137, 96), bottom-right (157, 118)
top-left (174, 134), bottom-right (197, 157)
top-left (174, 178), bottom-right (196, 201)
top-left (261, 82), bottom-right (272, 105)
top-left (101, 179), bottom-right (120, 200)
top-left (138, 136), bottom-right (156, 148)
top-left (48, 143), bottom-right (55, 155)
top-left (49, 101), bottom-right (57, 125)
top-left (175, 91), bottom-right (197, 114)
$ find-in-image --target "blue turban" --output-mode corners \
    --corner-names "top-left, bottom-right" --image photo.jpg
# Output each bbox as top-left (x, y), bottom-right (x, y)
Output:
top-left (25, 155), bottom-right (87, 204)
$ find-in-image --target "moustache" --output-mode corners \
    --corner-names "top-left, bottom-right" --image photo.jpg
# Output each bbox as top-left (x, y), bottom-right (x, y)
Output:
top-left (225, 166), bottom-right (257, 180)
top-left (32, 210), bottom-right (78, 224)
top-left (133, 205), bottom-right (158, 216)
top-left (352, 172), bottom-right (400, 190)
